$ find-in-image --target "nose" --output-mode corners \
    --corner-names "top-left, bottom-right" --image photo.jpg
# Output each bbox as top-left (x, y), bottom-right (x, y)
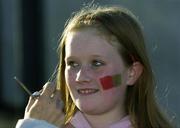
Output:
top-left (75, 66), bottom-right (91, 83)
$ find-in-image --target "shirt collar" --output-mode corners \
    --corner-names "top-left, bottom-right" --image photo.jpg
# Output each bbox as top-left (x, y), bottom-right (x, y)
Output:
top-left (70, 111), bottom-right (132, 128)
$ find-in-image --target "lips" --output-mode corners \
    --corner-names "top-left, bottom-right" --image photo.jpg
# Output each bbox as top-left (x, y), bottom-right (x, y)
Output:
top-left (77, 88), bottom-right (99, 95)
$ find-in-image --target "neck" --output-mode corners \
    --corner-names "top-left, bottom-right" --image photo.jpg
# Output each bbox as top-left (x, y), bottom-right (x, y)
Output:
top-left (83, 106), bottom-right (127, 128)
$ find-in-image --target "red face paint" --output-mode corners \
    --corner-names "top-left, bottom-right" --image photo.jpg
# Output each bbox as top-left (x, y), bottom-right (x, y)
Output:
top-left (100, 74), bottom-right (121, 90)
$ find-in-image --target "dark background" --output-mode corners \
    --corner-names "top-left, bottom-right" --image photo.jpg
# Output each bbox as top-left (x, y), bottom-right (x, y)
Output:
top-left (0, 0), bottom-right (180, 127)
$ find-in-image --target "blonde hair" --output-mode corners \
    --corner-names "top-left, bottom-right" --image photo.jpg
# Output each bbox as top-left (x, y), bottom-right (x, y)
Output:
top-left (57, 5), bottom-right (173, 128)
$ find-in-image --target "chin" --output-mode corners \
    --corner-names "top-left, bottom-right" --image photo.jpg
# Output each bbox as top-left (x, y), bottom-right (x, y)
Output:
top-left (80, 108), bottom-right (104, 115)
top-left (77, 103), bottom-right (110, 115)
top-left (76, 101), bottom-right (99, 114)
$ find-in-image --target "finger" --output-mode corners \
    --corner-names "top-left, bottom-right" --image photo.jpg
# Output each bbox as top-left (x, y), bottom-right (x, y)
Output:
top-left (25, 96), bottom-right (36, 112)
top-left (41, 82), bottom-right (56, 98)
top-left (25, 88), bottom-right (43, 113)
top-left (53, 91), bottom-right (64, 109)
top-left (49, 92), bottom-right (65, 126)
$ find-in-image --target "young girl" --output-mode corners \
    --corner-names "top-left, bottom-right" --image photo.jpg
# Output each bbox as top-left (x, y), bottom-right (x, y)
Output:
top-left (16, 5), bottom-right (173, 128)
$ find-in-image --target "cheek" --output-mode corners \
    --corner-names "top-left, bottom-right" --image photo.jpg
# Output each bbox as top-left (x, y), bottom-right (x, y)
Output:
top-left (102, 86), bottom-right (126, 106)
top-left (99, 74), bottom-right (122, 90)
top-left (65, 69), bottom-right (76, 85)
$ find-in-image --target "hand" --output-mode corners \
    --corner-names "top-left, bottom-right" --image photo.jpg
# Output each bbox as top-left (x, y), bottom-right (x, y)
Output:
top-left (24, 82), bottom-right (65, 127)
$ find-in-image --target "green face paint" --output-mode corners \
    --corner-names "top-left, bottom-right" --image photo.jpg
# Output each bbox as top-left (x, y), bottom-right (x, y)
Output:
top-left (100, 74), bottom-right (121, 90)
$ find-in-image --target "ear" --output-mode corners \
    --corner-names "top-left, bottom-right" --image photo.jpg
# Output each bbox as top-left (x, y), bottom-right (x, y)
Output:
top-left (126, 62), bottom-right (143, 86)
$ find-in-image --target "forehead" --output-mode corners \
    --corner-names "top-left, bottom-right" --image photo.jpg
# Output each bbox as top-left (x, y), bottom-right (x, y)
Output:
top-left (65, 29), bottom-right (119, 58)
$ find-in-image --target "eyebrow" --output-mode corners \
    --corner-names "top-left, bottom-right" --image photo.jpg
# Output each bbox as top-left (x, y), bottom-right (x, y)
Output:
top-left (90, 54), bottom-right (103, 58)
top-left (65, 54), bottom-right (105, 58)
top-left (64, 56), bottom-right (76, 60)
top-left (64, 54), bottom-right (106, 61)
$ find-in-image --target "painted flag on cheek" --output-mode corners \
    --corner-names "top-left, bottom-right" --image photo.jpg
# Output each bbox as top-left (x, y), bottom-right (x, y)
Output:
top-left (100, 74), bottom-right (121, 90)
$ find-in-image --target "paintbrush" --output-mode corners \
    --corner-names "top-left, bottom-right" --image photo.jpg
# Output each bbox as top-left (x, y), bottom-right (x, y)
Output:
top-left (14, 76), bottom-right (40, 97)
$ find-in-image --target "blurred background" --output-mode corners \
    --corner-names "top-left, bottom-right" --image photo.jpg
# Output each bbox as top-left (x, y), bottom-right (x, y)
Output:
top-left (0, 0), bottom-right (180, 127)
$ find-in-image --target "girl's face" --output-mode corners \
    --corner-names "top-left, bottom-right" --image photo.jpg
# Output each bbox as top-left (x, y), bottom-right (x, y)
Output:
top-left (65, 29), bottom-right (130, 116)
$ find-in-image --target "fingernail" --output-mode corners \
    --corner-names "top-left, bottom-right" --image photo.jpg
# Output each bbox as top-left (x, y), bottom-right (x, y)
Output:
top-left (31, 91), bottom-right (40, 98)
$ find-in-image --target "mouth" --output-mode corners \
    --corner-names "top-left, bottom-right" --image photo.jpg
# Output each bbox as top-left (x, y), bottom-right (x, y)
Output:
top-left (77, 88), bottom-right (99, 95)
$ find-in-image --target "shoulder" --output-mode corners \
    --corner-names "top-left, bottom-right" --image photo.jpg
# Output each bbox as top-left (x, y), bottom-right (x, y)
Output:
top-left (15, 118), bottom-right (58, 128)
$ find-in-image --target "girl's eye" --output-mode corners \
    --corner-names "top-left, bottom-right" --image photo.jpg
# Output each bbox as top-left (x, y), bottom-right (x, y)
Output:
top-left (92, 60), bottom-right (105, 68)
top-left (67, 61), bottom-right (79, 68)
